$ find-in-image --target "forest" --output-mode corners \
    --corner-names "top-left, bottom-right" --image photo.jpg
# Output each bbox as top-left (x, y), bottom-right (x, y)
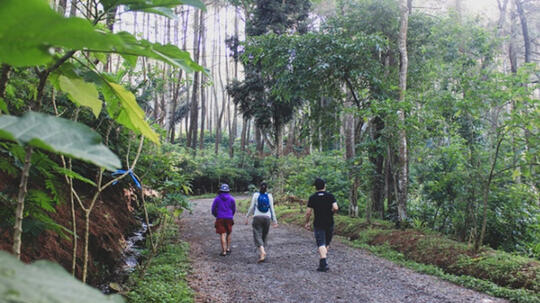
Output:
top-left (0, 0), bottom-right (538, 302)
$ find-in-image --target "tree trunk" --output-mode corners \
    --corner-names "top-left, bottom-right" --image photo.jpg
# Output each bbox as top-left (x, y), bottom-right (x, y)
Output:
top-left (274, 123), bottom-right (283, 158)
top-left (230, 7), bottom-right (240, 156)
top-left (58, 0), bottom-right (67, 15)
top-left (240, 118), bottom-right (248, 152)
top-left (396, 0), bottom-right (410, 226)
top-left (514, 0), bottom-right (530, 63)
top-left (69, 0), bottom-right (77, 17)
top-left (199, 9), bottom-right (207, 151)
top-left (369, 116), bottom-right (385, 219)
top-left (475, 136), bottom-right (504, 251)
top-left (385, 144), bottom-right (397, 220)
top-left (222, 6), bottom-right (233, 158)
top-left (215, 7), bottom-right (225, 155)
top-left (188, 9), bottom-right (202, 150)
top-left (344, 99), bottom-right (357, 217)
top-left (0, 64), bottom-right (12, 100)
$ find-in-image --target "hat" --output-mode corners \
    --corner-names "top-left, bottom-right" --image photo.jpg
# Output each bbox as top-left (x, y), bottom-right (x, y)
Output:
top-left (219, 184), bottom-right (230, 192)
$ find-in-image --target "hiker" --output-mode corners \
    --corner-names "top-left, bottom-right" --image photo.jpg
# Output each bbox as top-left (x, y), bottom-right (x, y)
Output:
top-left (211, 184), bottom-right (236, 256)
top-left (304, 178), bottom-right (338, 272)
top-left (245, 182), bottom-right (278, 263)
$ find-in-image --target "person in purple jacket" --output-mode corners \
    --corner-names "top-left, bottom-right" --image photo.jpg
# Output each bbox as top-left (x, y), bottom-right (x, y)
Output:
top-left (211, 184), bottom-right (236, 256)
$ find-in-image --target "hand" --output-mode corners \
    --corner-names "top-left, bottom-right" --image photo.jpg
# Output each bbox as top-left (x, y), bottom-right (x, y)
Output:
top-left (245, 218), bottom-right (249, 225)
top-left (304, 223), bottom-right (310, 230)
top-left (272, 222), bottom-right (278, 228)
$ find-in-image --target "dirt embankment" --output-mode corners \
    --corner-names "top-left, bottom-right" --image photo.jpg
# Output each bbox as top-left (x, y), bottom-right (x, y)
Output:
top-left (0, 173), bottom-right (139, 286)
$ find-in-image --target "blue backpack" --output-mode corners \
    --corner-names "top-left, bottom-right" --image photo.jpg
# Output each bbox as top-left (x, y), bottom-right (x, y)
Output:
top-left (257, 193), bottom-right (270, 212)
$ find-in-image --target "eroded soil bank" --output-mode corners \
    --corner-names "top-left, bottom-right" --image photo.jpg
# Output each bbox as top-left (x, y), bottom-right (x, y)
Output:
top-left (0, 172), bottom-right (140, 286)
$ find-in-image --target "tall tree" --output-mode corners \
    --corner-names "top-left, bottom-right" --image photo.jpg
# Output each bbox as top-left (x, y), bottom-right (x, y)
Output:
top-left (199, 9), bottom-right (207, 151)
top-left (396, 0), bottom-right (410, 225)
top-left (187, 9), bottom-right (203, 150)
top-left (227, 0), bottom-right (311, 157)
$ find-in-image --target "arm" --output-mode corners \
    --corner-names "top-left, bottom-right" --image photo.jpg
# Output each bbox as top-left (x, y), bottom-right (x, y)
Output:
top-left (269, 194), bottom-right (278, 226)
top-left (231, 198), bottom-right (236, 216)
top-left (245, 193), bottom-right (257, 224)
top-left (304, 207), bottom-right (312, 229)
top-left (211, 199), bottom-right (217, 217)
top-left (332, 202), bottom-right (339, 213)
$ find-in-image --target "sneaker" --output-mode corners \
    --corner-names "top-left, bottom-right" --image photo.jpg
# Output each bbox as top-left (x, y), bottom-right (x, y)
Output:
top-left (226, 249), bottom-right (231, 255)
top-left (220, 252), bottom-right (227, 256)
top-left (316, 265), bottom-right (329, 272)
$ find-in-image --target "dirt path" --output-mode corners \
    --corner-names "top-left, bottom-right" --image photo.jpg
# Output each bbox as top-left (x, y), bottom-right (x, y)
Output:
top-left (179, 197), bottom-right (507, 303)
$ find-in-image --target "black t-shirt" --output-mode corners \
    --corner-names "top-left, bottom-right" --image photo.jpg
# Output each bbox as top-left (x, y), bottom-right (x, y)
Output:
top-left (307, 191), bottom-right (336, 229)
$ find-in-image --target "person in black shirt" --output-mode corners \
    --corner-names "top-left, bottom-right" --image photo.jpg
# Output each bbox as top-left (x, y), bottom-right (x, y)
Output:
top-left (304, 178), bottom-right (339, 272)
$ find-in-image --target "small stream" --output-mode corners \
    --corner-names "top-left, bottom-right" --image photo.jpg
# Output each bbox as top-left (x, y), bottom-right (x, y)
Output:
top-left (100, 217), bottom-right (149, 294)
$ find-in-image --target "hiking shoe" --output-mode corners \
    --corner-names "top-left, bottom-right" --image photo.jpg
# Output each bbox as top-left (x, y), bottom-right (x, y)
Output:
top-left (226, 249), bottom-right (231, 255)
top-left (316, 265), bottom-right (329, 272)
top-left (220, 252), bottom-right (227, 256)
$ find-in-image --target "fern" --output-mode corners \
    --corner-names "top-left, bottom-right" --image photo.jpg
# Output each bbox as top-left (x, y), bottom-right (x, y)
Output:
top-left (31, 151), bottom-right (63, 206)
top-left (0, 157), bottom-right (17, 176)
top-left (27, 189), bottom-right (56, 213)
top-left (0, 142), bottom-right (21, 176)
top-left (54, 166), bottom-right (97, 186)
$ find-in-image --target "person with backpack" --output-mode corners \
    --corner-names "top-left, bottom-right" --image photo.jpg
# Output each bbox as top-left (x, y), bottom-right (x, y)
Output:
top-left (211, 184), bottom-right (236, 256)
top-left (304, 178), bottom-right (338, 272)
top-left (245, 182), bottom-right (278, 263)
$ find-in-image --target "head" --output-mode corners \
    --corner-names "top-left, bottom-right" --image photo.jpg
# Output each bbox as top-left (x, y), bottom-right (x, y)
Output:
top-left (219, 183), bottom-right (230, 193)
top-left (260, 182), bottom-right (267, 194)
top-left (314, 178), bottom-right (325, 191)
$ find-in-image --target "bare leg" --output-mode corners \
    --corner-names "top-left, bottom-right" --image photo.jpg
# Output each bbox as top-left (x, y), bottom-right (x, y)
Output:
top-left (220, 233), bottom-right (227, 254)
top-left (257, 246), bottom-right (266, 262)
top-left (318, 245), bottom-right (327, 259)
top-left (226, 233), bottom-right (232, 251)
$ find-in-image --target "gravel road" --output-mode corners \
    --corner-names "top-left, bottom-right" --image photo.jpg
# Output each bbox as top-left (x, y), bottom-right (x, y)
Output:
top-left (179, 197), bottom-right (507, 303)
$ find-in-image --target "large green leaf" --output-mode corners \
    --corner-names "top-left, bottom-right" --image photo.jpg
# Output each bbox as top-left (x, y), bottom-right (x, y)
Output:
top-left (0, 251), bottom-right (124, 303)
top-left (0, 0), bottom-right (203, 72)
top-left (102, 81), bottom-right (160, 144)
top-left (113, 32), bottom-right (205, 73)
top-left (58, 75), bottom-right (103, 118)
top-left (0, 112), bottom-right (121, 170)
top-left (0, 0), bottom-right (122, 67)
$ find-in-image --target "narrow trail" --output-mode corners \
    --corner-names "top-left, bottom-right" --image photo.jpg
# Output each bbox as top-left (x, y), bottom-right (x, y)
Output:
top-left (179, 197), bottom-right (506, 303)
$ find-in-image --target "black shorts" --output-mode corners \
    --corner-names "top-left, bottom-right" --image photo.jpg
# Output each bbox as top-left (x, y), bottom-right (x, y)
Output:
top-left (314, 225), bottom-right (334, 247)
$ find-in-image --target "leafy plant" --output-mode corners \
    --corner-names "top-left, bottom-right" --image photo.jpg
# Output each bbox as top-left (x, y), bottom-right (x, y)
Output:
top-left (0, 251), bottom-right (124, 303)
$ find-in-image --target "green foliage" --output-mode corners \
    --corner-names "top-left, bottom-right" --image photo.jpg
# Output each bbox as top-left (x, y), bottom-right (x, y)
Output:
top-left (0, 251), bottom-right (124, 303)
top-left (127, 227), bottom-right (193, 303)
top-left (57, 75), bottom-right (102, 118)
top-left (264, 151), bottom-right (350, 207)
top-left (0, 111), bottom-right (121, 170)
top-left (0, 0), bottom-right (204, 70)
top-left (102, 81), bottom-right (160, 144)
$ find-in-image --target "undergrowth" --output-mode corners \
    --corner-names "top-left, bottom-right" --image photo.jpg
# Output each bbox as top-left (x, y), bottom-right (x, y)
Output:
top-left (126, 225), bottom-right (193, 303)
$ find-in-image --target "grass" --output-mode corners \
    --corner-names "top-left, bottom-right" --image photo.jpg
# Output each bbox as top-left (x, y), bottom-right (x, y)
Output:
top-left (126, 224), bottom-right (193, 303)
top-left (267, 201), bottom-right (540, 303)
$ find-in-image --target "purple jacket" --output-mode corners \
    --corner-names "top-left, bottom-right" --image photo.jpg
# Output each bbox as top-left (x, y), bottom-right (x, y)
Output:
top-left (211, 193), bottom-right (236, 219)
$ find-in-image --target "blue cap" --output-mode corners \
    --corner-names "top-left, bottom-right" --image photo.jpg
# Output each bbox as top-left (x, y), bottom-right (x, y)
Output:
top-left (219, 184), bottom-right (230, 192)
